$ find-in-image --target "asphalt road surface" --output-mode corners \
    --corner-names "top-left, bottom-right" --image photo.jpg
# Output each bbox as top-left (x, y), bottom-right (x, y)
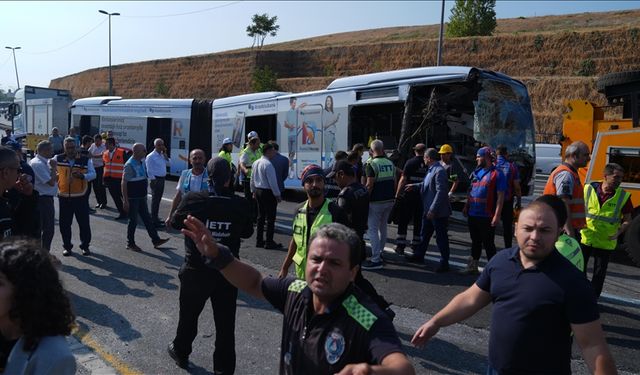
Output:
top-left (52, 176), bottom-right (639, 374)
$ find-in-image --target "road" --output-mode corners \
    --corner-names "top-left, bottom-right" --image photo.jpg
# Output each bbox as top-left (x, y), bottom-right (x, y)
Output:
top-left (54, 176), bottom-right (639, 374)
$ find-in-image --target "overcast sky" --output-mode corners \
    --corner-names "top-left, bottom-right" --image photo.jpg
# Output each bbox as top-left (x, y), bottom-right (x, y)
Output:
top-left (1, 1), bottom-right (639, 91)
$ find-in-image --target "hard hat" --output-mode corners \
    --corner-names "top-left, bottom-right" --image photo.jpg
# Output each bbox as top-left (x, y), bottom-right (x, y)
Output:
top-left (222, 137), bottom-right (233, 145)
top-left (438, 144), bottom-right (454, 154)
top-left (247, 131), bottom-right (258, 140)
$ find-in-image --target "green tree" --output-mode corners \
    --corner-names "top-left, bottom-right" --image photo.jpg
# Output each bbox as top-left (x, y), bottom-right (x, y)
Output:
top-left (251, 66), bottom-right (281, 92)
top-left (246, 13), bottom-right (280, 48)
top-left (446, 0), bottom-right (497, 37)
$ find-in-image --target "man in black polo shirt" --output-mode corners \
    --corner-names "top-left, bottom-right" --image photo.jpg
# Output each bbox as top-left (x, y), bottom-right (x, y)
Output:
top-left (181, 219), bottom-right (414, 375)
top-left (411, 197), bottom-right (616, 375)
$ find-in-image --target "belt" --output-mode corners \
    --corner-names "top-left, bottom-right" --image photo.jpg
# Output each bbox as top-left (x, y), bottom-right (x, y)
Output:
top-left (151, 176), bottom-right (166, 179)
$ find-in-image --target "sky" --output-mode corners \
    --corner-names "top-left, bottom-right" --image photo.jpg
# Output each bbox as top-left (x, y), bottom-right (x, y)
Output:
top-left (1, 1), bottom-right (639, 91)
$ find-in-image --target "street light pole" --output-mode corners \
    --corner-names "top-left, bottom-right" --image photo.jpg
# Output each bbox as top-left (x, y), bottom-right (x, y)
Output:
top-left (5, 46), bottom-right (21, 89)
top-left (99, 10), bottom-right (120, 96)
top-left (437, 0), bottom-right (445, 66)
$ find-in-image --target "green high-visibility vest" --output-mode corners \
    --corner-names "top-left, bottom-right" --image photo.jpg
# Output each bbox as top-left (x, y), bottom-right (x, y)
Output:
top-left (580, 183), bottom-right (630, 250)
top-left (218, 150), bottom-right (232, 167)
top-left (555, 234), bottom-right (584, 272)
top-left (292, 200), bottom-right (333, 279)
top-left (240, 146), bottom-right (262, 179)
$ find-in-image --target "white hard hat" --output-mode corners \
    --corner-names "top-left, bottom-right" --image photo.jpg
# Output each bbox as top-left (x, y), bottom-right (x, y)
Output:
top-left (247, 131), bottom-right (258, 140)
top-left (222, 137), bottom-right (233, 145)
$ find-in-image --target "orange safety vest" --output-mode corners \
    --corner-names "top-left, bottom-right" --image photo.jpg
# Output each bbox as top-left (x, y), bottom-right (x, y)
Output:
top-left (56, 154), bottom-right (90, 198)
top-left (543, 163), bottom-right (586, 229)
top-left (103, 147), bottom-right (128, 179)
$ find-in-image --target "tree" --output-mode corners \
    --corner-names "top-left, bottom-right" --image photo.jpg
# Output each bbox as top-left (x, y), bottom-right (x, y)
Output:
top-left (246, 13), bottom-right (280, 48)
top-left (446, 0), bottom-right (497, 37)
top-left (251, 66), bottom-right (281, 92)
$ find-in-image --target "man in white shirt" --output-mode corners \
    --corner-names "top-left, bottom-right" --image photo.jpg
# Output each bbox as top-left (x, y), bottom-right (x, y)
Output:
top-left (29, 140), bottom-right (58, 252)
top-left (146, 138), bottom-right (170, 227)
top-left (88, 134), bottom-right (108, 209)
top-left (165, 149), bottom-right (208, 228)
top-left (250, 143), bottom-right (282, 249)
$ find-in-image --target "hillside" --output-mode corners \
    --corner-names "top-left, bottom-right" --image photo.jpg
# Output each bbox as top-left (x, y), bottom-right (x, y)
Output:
top-left (51, 9), bottom-right (640, 142)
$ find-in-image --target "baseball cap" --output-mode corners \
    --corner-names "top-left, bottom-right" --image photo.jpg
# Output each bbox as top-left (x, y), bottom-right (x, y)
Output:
top-left (412, 143), bottom-right (426, 152)
top-left (326, 160), bottom-right (355, 178)
top-left (300, 164), bottom-right (324, 185)
top-left (476, 146), bottom-right (493, 158)
top-left (206, 157), bottom-right (231, 188)
top-left (438, 144), bottom-right (454, 154)
top-left (222, 137), bottom-right (233, 145)
top-left (247, 131), bottom-right (259, 140)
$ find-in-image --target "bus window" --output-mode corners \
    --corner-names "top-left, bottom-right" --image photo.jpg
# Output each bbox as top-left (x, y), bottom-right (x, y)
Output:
top-left (609, 147), bottom-right (640, 184)
top-left (147, 118), bottom-right (172, 156)
top-left (348, 103), bottom-right (403, 150)
top-left (245, 114), bottom-right (277, 143)
top-left (75, 115), bottom-right (100, 137)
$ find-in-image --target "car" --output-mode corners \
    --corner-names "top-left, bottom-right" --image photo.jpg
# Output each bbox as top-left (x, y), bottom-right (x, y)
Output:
top-left (535, 143), bottom-right (562, 174)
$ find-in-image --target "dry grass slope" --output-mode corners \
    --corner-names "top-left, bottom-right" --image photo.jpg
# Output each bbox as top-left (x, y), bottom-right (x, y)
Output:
top-left (51, 9), bottom-right (640, 142)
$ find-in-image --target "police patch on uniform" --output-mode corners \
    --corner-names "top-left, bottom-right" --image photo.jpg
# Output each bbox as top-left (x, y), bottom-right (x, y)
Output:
top-left (324, 329), bottom-right (345, 365)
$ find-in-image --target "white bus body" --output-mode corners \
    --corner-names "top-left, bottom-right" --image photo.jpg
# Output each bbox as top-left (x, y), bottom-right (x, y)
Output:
top-left (13, 85), bottom-right (72, 137)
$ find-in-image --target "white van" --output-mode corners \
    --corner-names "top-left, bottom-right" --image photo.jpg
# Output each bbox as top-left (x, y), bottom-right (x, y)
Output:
top-left (535, 143), bottom-right (562, 174)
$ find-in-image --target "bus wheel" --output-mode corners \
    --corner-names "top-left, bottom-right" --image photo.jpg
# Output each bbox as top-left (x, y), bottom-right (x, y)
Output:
top-left (623, 214), bottom-right (640, 267)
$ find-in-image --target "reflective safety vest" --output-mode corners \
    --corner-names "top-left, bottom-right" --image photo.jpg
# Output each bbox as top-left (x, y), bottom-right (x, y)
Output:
top-left (103, 148), bottom-right (128, 179)
top-left (240, 146), bottom-right (262, 179)
top-left (56, 154), bottom-right (90, 198)
top-left (218, 150), bottom-right (232, 167)
top-left (580, 183), bottom-right (631, 250)
top-left (555, 234), bottom-right (584, 271)
top-left (468, 167), bottom-right (499, 217)
top-left (292, 200), bottom-right (333, 279)
top-left (180, 168), bottom-right (209, 193)
top-left (368, 156), bottom-right (395, 202)
top-left (543, 164), bottom-right (586, 229)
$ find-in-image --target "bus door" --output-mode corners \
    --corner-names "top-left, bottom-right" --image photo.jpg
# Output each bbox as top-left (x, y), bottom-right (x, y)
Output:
top-left (245, 114), bottom-right (277, 145)
top-left (147, 118), bottom-right (172, 156)
top-left (78, 115), bottom-right (100, 137)
top-left (296, 104), bottom-right (324, 174)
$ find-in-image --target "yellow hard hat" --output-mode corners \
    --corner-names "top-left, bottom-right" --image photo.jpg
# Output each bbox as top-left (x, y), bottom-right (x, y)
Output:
top-left (438, 144), bottom-right (453, 154)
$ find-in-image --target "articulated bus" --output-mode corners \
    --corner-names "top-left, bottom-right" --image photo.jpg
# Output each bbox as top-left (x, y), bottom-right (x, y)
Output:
top-left (70, 66), bottom-right (536, 195)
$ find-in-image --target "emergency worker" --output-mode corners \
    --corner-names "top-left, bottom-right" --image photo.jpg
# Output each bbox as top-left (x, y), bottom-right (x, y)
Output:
top-left (580, 163), bottom-right (632, 298)
top-left (218, 137), bottom-right (234, 167)
top-left (461, 146), bottom-right (506, 274)
top-left (438, 144), bottom-right (468, 197)
top-left (182, 220), bottom-right (415, 374)
top-left (167, 157), bottom-right (253, 373)
top-left (57, 138), bottom-right (95, 256)
top-left (495, 145), bottom-right (522, 248)
top-left (393, 143), bottom-right (427, 254)
top-left (239, 135), bottom-right (262, 221)
top-left (165, 149), bottom-right (208, 229)
top-left (102, 137), bottom-right (130, 220)
top-left (278, 164), bottom-right (348, 279)
top-left (543, 141), bottom-right (590, 239)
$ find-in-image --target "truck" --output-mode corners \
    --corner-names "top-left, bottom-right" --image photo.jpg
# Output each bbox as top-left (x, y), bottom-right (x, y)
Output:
top-left (12, 85), bottom-right (73, 153)
top-left (560, 70), bottom-right (640, 265)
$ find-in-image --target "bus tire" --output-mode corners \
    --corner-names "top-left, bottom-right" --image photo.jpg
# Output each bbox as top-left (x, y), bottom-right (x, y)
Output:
top-left (623, 214), bottom-right (640, 267)
top-left (596, 70), bottom-right (640, 92)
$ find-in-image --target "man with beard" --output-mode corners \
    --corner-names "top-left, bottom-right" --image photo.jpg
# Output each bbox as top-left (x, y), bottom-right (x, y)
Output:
top-left (278, 164), bottom-right (348, 279)
top-left (411, 197), bottom-right (616, 375)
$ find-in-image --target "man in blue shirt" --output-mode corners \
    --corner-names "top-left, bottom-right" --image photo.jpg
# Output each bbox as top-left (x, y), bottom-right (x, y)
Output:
top-left (411, 197), bottom-right (616, 375)
top-left (495, 145), bottom-right (522, 248)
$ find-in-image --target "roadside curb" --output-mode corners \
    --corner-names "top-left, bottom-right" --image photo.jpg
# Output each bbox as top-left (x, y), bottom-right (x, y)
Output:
top-left (68, 334), bottom-right (118, 374)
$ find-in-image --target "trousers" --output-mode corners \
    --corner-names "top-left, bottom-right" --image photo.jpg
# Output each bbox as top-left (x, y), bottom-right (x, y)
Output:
top-left (38, 195), bottom-right (55, 251)
top-left (367, 201), bottom-right (394, 263)
top-left (126, 198), bottom-right (161, 245)
top-left (59, 196), bottom-right (91, 251)
top-left (414, 216), bottom-right (450, 266)
top-left (150, 177), bottom-right (165, 222)
top-left (255, 188), bottom-right (277, 244)
top-left (468, 215), bottom-right (496, 261)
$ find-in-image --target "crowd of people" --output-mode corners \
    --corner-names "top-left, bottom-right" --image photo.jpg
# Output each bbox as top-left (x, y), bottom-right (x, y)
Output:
top-left (0, 124), bottom-right (630, 373)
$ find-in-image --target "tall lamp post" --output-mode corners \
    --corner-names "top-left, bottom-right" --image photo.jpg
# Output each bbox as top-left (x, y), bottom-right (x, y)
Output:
top-left (436, 0), bottom-right (445, 66)
top-left (98, 10), bottom-right (120, 96)
top-left (5, 46), bottom-right (21, 89)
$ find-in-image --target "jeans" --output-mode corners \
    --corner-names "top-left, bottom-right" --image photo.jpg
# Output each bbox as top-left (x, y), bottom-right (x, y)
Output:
top-left (414, 216), bottom-right (450, 266)
top-left (173, 265), bottom-right (238, 374)
top-left (255, 188), bottom-right (277, 244)
top-left (150, 177), bottom-right (165, 222)
top-left (581, 244), bottom-right (611, 298)
top-left (127, 198), bottom-right (161, 245)
top-left (468, 215), bottom-right (497, 261)
top-left (367, 201), bottom-right (394, 263)
top-left (93, 166), bottom-right (107, 206)
top-left (38, 195), bottom-right (55, 251)
top-left (59, 196), bottom-right (91, 250)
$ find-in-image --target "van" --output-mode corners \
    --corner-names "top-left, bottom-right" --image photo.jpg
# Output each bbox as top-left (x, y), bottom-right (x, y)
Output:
top-left (535, 143), bottom-right (561, 174)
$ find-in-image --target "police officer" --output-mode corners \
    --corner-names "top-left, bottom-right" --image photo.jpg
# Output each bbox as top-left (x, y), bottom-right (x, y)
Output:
top-left (239, 133), bottom-right (262, 221)
top-left (167, 157), bottom-right (253, 373)
top-left (182, 220), bottom-right (414, 374)
top-left (393, 143), bottom-right (427, 254)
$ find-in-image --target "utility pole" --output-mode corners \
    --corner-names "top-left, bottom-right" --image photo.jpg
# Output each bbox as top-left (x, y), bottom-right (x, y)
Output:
top-left (437, 0), bottom-right (445, 66)
top-left (99, 10), bottom-right (120, 96)
top-left (5, 46), bottom-right (21, 89)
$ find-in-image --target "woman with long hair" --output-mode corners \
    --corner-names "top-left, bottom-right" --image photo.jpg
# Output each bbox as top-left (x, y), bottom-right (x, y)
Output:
top-left (0, 240), bottom-right (76, 374)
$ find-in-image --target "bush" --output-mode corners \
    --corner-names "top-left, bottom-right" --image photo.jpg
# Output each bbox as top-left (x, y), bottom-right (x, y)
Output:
top-left (252, 66), bottom-right (281, 92)
top-left (155, 79), bottom-right (170, 97)
top-left (534, 34), bottom-right (544, 51)
top-left (576, 58), bottom-right (596, 76)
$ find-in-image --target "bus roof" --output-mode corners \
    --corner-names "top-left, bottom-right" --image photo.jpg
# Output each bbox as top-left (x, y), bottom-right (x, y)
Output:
top-left (326, 66), bottom-right (476, 90)
top-left (72, 97), bottom-right (193, 107)
top-left (212, 91), bottom-right (291, 107)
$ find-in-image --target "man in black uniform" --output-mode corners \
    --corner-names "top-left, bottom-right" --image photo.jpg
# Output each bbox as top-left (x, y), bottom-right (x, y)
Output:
top-left (393, 143), bottom-right (427, 255)
top-left (328, 160), bottom-right (393, 317)
top-left (181, 219), bottom-right (415, 374)
top-left (323, 150), bottom-right (348, 200)
top-left (167, 157), bottom-right (254, 373)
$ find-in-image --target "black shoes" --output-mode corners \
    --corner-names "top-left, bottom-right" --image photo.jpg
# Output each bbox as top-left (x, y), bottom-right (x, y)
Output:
top-left (256, 241), bottom-right (265, 248)
top-left (126, 243), bottom-right (142, 252)
top-left (405, 254), bottom-right (424, 264)
top-left (82, 248), bottom-right (91, 256)
top-left (115, 215), bottom-right (128, 221)
top-left (153, 238), bottom-right (170, 249)
top-left (167, 343), bottom-right (189, 369)
top-left (264, 242), bottom-right (283, 250)
top-left (394, 245), bottom-right (405, 255)
top-left (96, 203), bottom-right (107, 209)
top-left (62, 249), bottom-right (72, 257)
top-left (435, 264), bottom-right (450, 273)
